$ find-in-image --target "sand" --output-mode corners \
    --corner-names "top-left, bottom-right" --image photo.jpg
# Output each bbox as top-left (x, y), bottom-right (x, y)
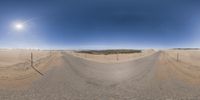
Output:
top-left (0, 49), bottom-right (60, 88)
top-left (0, 49), bottom-right (200, 99)
top-left (161, 50), bottom-right (200, 85)
top-left (70, 49), bottom-right (155, 63)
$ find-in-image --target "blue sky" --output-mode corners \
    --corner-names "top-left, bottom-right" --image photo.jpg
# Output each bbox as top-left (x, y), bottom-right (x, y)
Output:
top-left (0, 0), bottom-right (200, 49)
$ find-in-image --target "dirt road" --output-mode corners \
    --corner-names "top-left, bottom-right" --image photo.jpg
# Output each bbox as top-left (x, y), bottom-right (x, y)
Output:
top-left (1, 51), bottom-right (200, 100)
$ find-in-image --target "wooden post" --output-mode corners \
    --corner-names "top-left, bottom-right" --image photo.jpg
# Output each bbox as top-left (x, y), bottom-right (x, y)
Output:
top-left (117, 53), bottom-right (119, 61)
top-left (31, 52), bottom-right (43, 76)
top-left (177, 53), bottom-right (179, 62)
top-left (31, 52), bottom-right (33, 67)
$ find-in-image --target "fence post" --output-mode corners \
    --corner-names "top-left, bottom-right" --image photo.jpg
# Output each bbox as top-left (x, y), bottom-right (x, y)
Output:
top-left (117, 53), bottom-right (119, 61)
top-left (31, 52), bottom-right (43, 76)
top-left (177, 53), bottom-right (179, 62)
top-left (31, 52), bottom-right (33, 66)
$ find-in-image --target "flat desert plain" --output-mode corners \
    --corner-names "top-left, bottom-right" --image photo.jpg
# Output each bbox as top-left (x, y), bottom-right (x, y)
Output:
top-left (1, 49), bottom-right (200, 100)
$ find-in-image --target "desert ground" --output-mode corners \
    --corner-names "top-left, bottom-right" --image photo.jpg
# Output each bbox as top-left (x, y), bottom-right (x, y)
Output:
top-left (1, 49), bottom-right (200, 100)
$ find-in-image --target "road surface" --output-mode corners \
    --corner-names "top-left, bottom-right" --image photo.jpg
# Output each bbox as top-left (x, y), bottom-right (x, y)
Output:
top-left (0, 51), bottom-right (200, 100)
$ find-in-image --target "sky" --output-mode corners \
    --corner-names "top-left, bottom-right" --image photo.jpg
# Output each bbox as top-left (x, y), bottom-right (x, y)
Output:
top-left (0, 0), bottom-right (200, 49)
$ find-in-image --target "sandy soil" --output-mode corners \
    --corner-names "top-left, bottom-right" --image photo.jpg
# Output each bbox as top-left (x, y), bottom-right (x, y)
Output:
top-left (161, 50), bottom-right (200, 85)
top-left (0, 49), bottom-right (60, 88)
top-left (0, 49), bottom-right (50, 66)
top-left (166, 50), bottom-right (200, 67)
top-left (70, 49), bottom-right (155, 63)
top-left (0, 49), bottom-right (200, 99)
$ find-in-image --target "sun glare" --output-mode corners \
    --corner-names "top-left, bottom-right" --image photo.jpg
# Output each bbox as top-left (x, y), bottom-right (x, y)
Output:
top-left (14, 23), bottom-right (24, 30)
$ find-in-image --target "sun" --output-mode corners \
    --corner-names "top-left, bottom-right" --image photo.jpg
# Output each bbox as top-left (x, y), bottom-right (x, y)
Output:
top-left (15, 23), bottom-right (24, 30)
top-left (14, 22), bottom-right (24, 30)
top-left (16, 23), bottom-right (23, 29)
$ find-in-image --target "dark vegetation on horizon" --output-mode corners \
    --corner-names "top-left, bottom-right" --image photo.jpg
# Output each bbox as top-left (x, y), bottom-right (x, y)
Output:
top-left (172, 48), bottom-right (200, 50)
top-left (76, 49), bottom-right (142, 55)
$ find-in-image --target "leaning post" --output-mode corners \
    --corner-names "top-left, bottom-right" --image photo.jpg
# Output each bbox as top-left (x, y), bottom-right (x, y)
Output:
top-left (30, 52), bottom-right (44, 76)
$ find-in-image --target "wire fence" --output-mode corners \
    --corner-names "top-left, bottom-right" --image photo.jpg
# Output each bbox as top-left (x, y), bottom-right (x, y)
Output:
top-left (0, 51), bottom-right (55, 75)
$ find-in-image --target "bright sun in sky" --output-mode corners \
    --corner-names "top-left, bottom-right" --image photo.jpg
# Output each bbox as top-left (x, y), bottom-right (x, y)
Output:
top-left (14, 23), bottom-right (24, 30)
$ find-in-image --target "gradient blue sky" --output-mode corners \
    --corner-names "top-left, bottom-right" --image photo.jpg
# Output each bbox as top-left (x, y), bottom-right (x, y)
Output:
top-left (0, 0), bottom-right (200, 49)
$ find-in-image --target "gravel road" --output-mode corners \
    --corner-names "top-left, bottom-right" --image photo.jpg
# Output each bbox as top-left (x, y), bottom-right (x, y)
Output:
top-left (1, 51), bottom-right (200, 100)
